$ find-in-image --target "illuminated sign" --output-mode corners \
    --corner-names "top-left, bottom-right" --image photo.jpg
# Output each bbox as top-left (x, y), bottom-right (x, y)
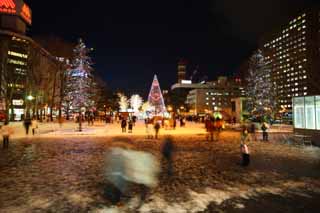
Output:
top-left (0, 0), bottom-right (16, 14)
top-left (12, 99), bottom-right (24, 106)
top-left (181, 80), bottom-right (192, 84)
top-left (21, 3), bottom-right (31, 25)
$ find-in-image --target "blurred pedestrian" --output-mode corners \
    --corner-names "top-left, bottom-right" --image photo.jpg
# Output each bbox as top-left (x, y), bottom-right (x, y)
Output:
top-left (1, 122), bottom-right (14, 149)
top-left (232, 117), bottom-right (236, 125)
top-left (154, 121), bottom-right (160, 139)
top-left (128, 120), bottom-right (133, 133)
top-left (23, 118), bottom-right (31, 135)
top-left (180, 117), bottom-right (184, 127)
top-left (58, 116), bottom-right (64, 128)
top-left (121, 119), bottom-right (127, 133)
top-left (205, 118), bottom-right (214, 141)
top-left (261, 122), bottom-right (269, 141)
top-left (105, 143), bottom-right (160, 206)
top-left (214, 118), bottom-right (223, 141)
top-left (240, 127), bottom-right (250, 166)
top-left (132, 116), bottom-right (137, 126)
top-left (162, 137), bottom-right (175, 176)
top-left (145, 119), bottom-right (153, 139)
top-left (250, 123), bottom-right (257, 141)
top-left (31, 118), bottom-right (38, 135)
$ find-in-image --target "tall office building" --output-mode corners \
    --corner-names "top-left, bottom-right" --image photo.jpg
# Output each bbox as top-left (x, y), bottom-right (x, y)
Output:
top-left (0, 0), bottom-right (60, 121)
top-left (177, 59), bottom-right (187, 83)
top-left (261, 8), bottom-right (320, 113)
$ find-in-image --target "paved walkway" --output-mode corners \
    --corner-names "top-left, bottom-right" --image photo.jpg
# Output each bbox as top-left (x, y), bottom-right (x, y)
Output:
top-left (7, 121), bottom-right (207, 138)
top-left (6, 121), bottom-right (293, 139)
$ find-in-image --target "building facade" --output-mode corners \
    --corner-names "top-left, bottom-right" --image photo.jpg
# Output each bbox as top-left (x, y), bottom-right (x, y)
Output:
top-left (0, 0), bottom-right (61, 121)
top-left (186, 76), bottom-right (246, 116)
top-left (261, 8), bottom-right (320, 113)
top-left (177, 59), bottom-right (187, 83)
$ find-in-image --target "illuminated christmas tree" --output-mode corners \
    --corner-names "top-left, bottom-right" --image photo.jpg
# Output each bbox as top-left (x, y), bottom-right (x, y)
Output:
top-left (118, 93), bottom-right (129, 112)
top-left (64, 38), bottom-right (94, 130)
top-left (246, 49), bottom-right (277, 119)
top-left (130, 94), bottom-right (143, 113)
top-left (147, 75), bottom-right (166, 115)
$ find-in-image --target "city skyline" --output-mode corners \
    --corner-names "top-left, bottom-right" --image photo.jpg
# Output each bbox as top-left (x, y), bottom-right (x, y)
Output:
top-left (25, 0), bottom-right (319, 95)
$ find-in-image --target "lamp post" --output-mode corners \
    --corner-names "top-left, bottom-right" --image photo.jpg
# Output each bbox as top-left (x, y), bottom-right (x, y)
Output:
top-left (26, 95), bottom-right (34, 119)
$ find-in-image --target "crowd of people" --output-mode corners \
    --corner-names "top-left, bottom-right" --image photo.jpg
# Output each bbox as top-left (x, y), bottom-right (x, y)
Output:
top-left (204, 116), bottom-right (224, 141)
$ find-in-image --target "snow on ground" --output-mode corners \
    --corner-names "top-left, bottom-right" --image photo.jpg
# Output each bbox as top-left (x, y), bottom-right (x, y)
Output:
top-left (0, 122), bottom-right (319, 212)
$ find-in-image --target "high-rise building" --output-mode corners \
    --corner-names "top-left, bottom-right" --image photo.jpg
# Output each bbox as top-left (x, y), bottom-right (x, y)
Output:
top-left (177, 59), bottom-right (187, 83)
top-left (260, 8), bottom-right (320, 113)
top-left (0, 0), bottom-right (61, 121)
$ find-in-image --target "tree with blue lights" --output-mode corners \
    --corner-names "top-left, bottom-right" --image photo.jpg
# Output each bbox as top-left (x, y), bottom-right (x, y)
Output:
top-left (64, 38), bottom-right (94, 130)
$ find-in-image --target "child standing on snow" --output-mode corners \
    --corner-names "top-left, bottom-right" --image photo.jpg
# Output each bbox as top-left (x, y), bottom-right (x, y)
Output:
top-left (240, 127), bottom-right (250, 166)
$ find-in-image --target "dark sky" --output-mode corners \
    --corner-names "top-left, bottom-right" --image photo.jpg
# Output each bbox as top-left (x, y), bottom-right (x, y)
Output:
top-left (25, 0), bottom-right (319, 97)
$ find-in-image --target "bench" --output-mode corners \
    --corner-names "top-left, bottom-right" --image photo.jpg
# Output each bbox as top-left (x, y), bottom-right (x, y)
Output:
top-left (293, 134), bottom-right (313, 146)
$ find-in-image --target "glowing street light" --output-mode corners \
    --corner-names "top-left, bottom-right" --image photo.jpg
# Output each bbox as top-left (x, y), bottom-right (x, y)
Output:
top-left (27, 95), bottom-right (34, 101)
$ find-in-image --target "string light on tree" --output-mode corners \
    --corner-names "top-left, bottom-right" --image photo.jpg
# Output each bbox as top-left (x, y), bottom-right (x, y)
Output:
top-left (246, 49), bottom-right (277, 119)
top-left (63, 38), bottom-right (95, 131)
top-left (147, 75), bottom-right (166, 115)
top-left (130, 94), bottom-right (143, 113)
top-left (118, 93), bottom-right (129, 112)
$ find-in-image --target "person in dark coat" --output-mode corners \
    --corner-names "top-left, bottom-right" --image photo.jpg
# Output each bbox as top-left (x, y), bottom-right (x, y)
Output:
top-left (23, 118), bottom-right (31, 135)
top-left (121, 119), bottom-right (127, 133)
top-left (154, 122), bottom-right (160, 139)
top-left (128, 120), bottom-right (133, 133)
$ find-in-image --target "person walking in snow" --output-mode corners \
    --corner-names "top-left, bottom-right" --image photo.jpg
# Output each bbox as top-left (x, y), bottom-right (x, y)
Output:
top-left (240, 127), bottom-right (250, 166)
top-left (154, 121), bottom-right (161, 139)
top-left (128, 120), bottom-right (133, 133)
top-left (1, 122), bottom-right (14, 149)
top-left (23, 118), bottom-right (31, 135)
top-left (121, 119), bottom-right (127, 133)
top-left (261, 122), bottom-right (269, 141)
top-left (31, 118), bottom-right (38, 135)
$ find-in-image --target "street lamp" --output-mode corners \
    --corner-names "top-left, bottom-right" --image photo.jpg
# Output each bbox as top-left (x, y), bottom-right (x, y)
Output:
top-left (26, 95), bottom-right (35, 119)
top-left (27, 95), bottom-right (34, 101)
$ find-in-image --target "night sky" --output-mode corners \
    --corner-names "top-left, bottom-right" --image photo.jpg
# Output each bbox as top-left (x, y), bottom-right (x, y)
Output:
top-left (25, 0), bottom-right (319, 97)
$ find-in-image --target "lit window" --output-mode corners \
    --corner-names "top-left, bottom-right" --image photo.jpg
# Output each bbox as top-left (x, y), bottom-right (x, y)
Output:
top-left (8, 51), bottom-right (28, 58)
top-left (7, 59), bottom-right (26, 65)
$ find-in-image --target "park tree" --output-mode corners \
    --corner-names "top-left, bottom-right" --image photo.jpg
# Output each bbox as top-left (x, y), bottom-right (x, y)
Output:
top-left (118, 93), bottom-right (129, 112)
top-left (63, 38), bottom-right (95, 130)
top-left (130, 94), bottom-right (143, 113)
top-left (246, 50), bottom-right (277, 120)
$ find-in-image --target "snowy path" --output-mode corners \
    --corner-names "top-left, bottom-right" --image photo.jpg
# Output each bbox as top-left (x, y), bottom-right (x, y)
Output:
top-left (0, 133), bottom-right (319, 212)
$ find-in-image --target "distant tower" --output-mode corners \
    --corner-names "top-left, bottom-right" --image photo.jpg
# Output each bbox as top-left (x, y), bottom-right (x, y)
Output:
top-left (177, 59), bottom-right (187, 83)
top-left (148, 75), bottom-right (166, 115)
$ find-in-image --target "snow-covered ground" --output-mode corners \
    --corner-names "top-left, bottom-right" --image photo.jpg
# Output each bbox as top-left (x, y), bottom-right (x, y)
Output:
top-left (0, 122), bottom-right (319, 213)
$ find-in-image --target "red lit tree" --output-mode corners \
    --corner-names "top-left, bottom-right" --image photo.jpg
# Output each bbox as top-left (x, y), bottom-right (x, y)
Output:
top-left (147, 75), bottom-right (166, 115)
